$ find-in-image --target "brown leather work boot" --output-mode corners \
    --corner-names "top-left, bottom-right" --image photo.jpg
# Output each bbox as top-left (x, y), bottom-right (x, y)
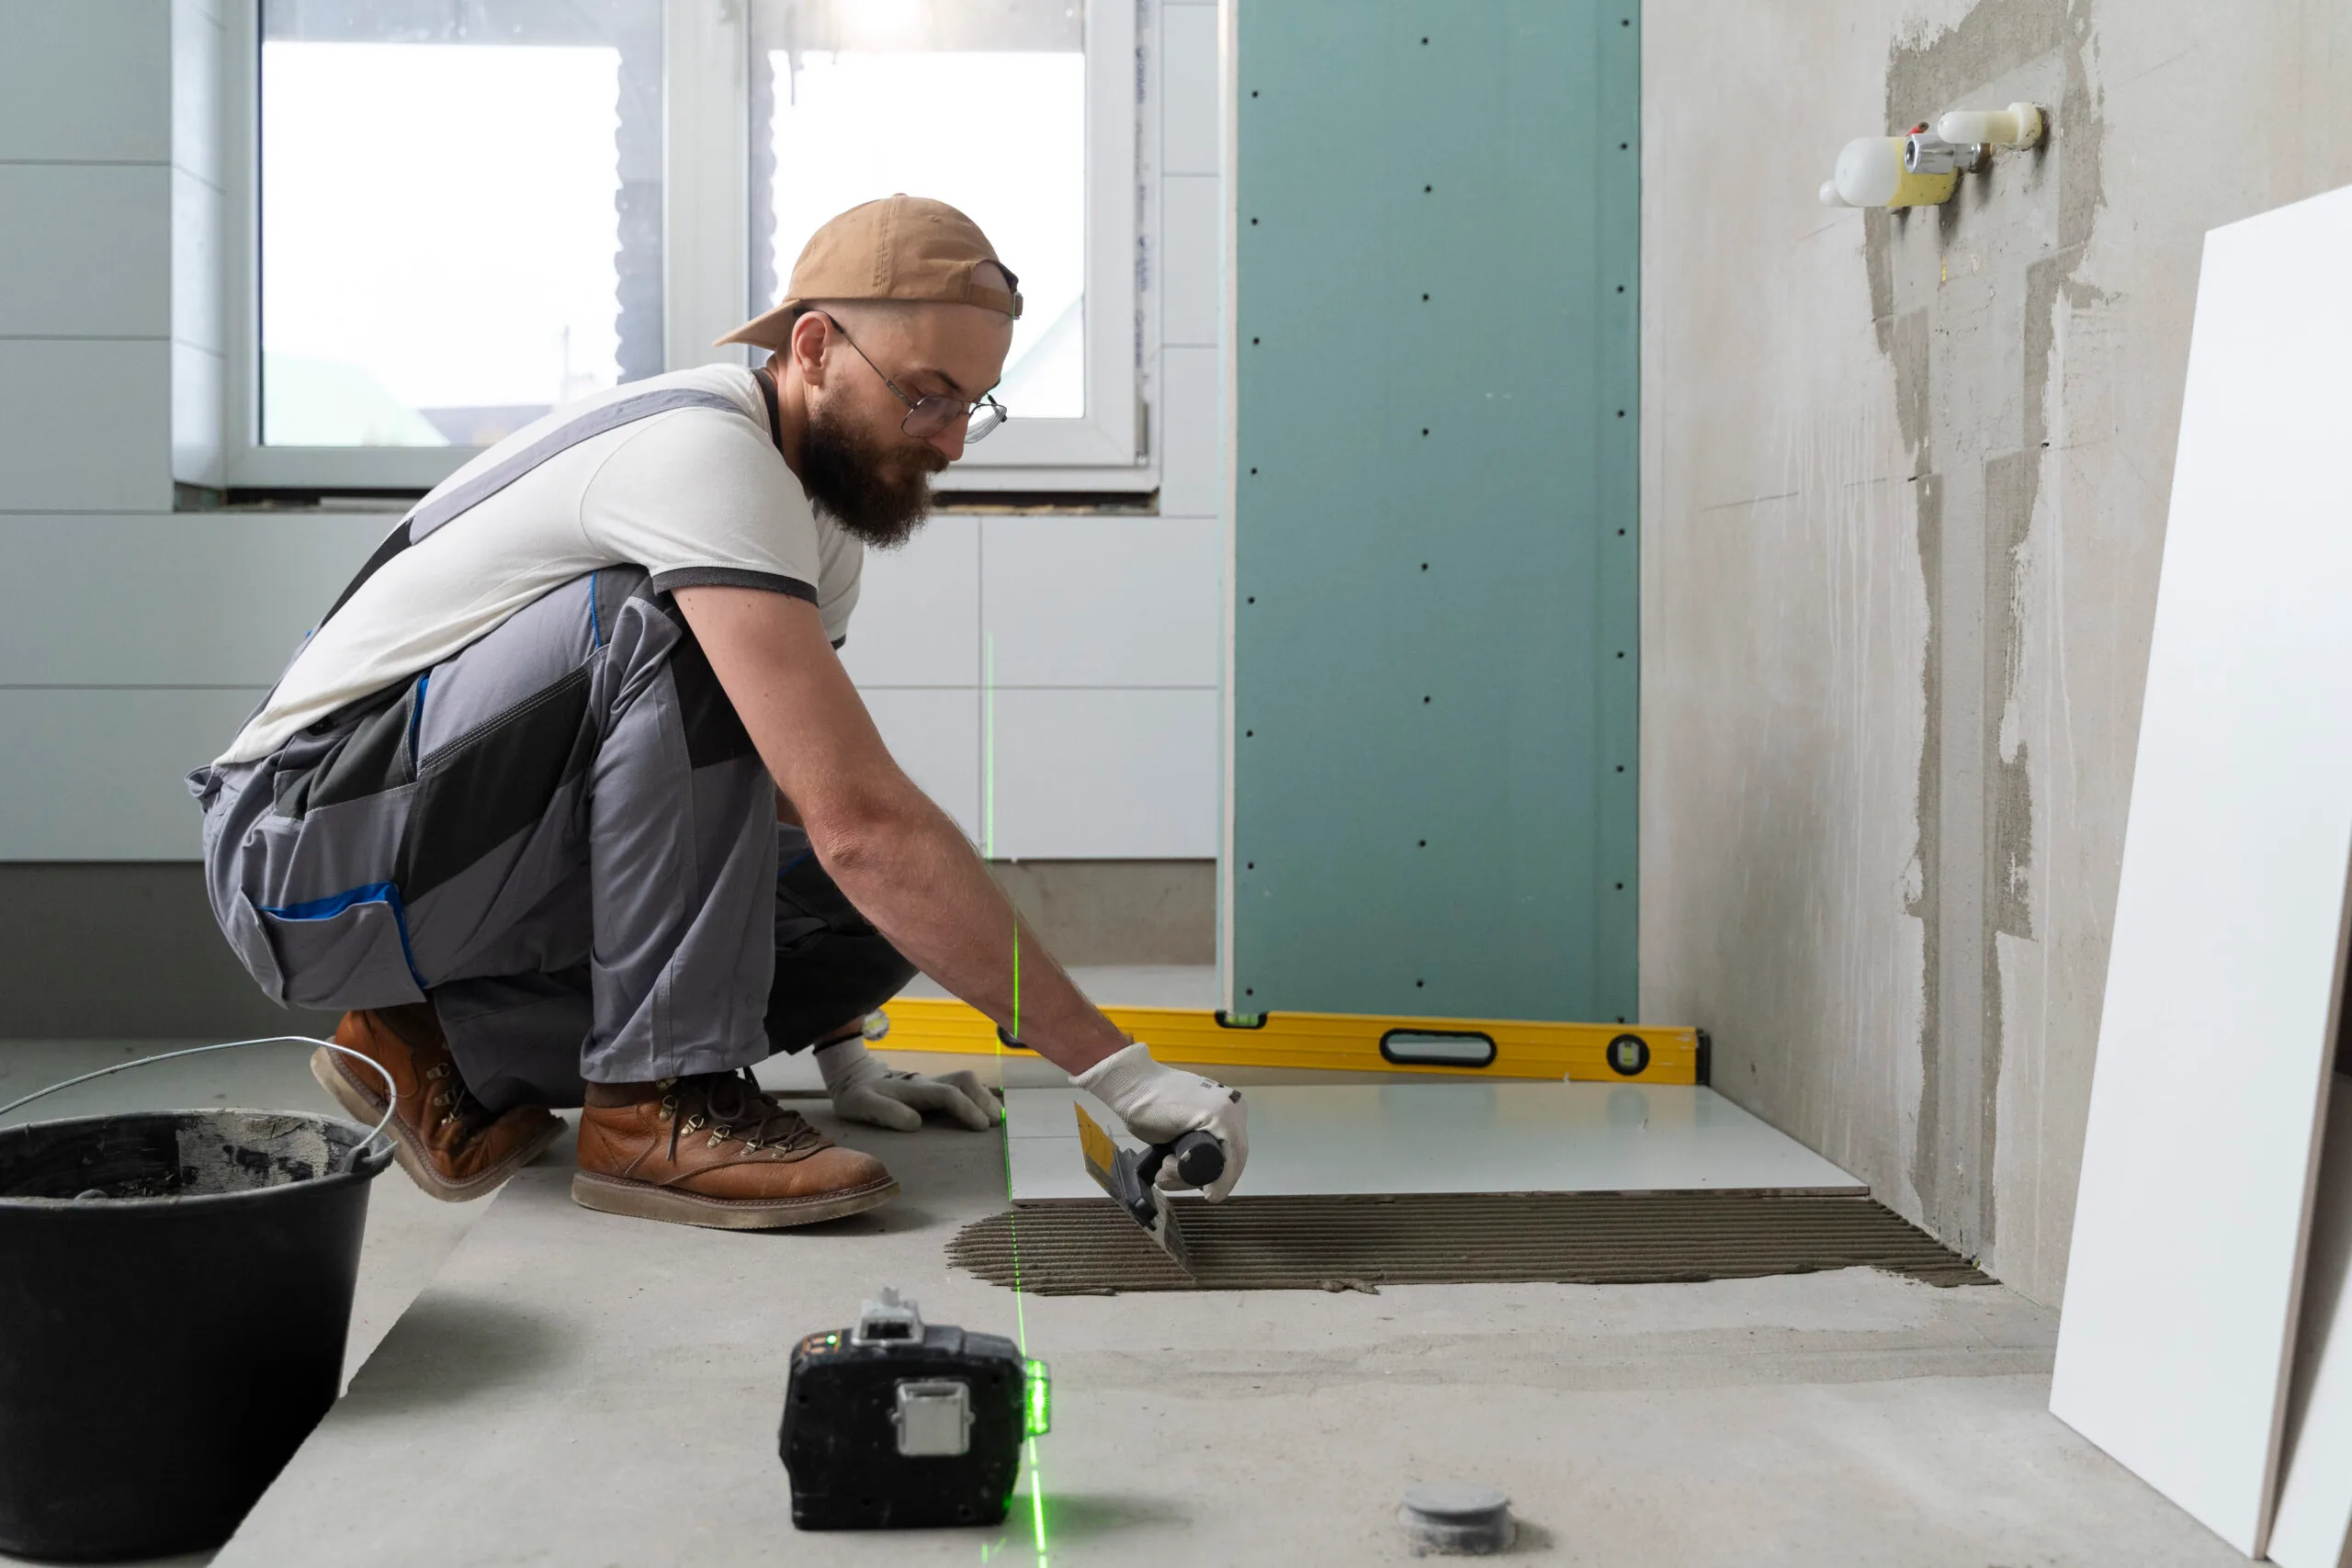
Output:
top-left (572, 1068), bottom-right (898, 1231)
top-left (312, 1002), bottom-right (566, 1202)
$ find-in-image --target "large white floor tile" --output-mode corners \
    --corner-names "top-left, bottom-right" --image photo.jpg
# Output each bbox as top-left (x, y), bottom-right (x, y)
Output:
top-left (980, 515), bottom-right (1219, 687)
top-left (2050, 179), bottom-right (2352, 1559)
top-left (2269, 1077), bottom-right (2352, 1568)
top-left (987, 687), bottom-right (1217, 858)
top-left (1005, 1081), bottom-right (1864, 1201)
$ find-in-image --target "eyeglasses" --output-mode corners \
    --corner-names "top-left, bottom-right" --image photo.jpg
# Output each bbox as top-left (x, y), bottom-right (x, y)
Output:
top-left (814, 311), bottom-right (1010, 443)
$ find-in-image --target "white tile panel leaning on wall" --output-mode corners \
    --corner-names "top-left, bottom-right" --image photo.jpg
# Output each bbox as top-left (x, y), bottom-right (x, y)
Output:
top-left (2048, 182), bottom-right (2352, 1561)
top-left (0, 0), bottom-right (1225, 863)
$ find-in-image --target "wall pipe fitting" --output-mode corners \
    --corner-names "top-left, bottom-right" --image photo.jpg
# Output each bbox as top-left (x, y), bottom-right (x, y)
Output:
top-left (1937, 102), bottom-right (2046, 151)
top-left (1820, 105), bottom-right (2043, 209)
top-left (1823, 135), bottom-right (1959, 209)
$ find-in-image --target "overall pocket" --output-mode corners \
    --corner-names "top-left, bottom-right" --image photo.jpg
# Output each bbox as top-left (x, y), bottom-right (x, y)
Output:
top-left (254, 883), bottom-right (427, 1010)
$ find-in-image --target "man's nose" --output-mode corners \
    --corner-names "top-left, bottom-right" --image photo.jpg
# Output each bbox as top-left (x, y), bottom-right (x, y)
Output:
top-left (926, 418), bottom-right (969, 464)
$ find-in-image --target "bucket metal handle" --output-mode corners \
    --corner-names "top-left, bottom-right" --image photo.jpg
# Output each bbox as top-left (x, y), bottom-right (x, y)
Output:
top-left (0, 1036), bottom-right (400, 1172)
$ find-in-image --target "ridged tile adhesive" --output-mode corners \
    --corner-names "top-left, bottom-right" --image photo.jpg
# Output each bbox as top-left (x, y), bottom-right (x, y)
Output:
top-left (948, 1191), bottom-right (1987, 1294)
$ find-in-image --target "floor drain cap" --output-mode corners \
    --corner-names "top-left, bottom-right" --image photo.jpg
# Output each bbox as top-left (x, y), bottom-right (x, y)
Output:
top-left (1398, 1484), bottom-right (1514, 1555)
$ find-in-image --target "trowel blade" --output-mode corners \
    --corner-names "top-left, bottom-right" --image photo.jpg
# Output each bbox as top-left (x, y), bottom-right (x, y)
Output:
top-left (1073, 1100), bottom-right (1193, 1275)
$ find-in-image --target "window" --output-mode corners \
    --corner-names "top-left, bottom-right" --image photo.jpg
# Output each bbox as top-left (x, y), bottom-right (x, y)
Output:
top-left (226, 0), bottom-right (1141, 492)
top-left (752, 1), bottom-right (1086, 420)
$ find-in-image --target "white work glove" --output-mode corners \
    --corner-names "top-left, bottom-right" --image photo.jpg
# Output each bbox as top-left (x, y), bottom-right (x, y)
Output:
top-left (1070, 1042), bottom-right (1249, 1201)
top-left (813, 1036), bottom-right (1001, 1133)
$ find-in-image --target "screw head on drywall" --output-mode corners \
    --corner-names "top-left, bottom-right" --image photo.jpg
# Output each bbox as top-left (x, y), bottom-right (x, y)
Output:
top-left (1398, 1485), bottom-right (1515, 1556)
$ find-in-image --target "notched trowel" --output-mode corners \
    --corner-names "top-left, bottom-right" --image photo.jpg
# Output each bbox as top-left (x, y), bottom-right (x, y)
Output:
top-left (1072, 1101), bottom-right (1226, 1275)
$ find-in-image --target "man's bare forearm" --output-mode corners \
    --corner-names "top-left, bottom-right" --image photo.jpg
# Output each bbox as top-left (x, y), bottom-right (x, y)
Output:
top-left (820, 796), bottom-right (1127, 1076)
top-left (664, 585), bottom-right (1125, 1077)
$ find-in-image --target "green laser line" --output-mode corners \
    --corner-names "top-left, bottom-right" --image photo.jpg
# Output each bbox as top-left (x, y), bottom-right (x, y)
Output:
top-left (994, 963), bottom-right (1046, 1563)
top-left (1026, 1433), bottom-right (1047, 1558)
top-left (982, 632), bottom-right (996, 858)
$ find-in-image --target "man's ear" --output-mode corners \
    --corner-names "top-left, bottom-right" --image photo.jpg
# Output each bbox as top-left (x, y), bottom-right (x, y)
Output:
top-left (787, 310), bottom-right (831, 386)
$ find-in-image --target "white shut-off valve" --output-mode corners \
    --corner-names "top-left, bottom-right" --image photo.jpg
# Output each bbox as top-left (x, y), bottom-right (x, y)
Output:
top-left (1819, 102), bottom-right (2045, 209)
top-left (1820, 137), bottom-right (1907, 209)
top-left (1937, 102), bottom-right (2046, 151)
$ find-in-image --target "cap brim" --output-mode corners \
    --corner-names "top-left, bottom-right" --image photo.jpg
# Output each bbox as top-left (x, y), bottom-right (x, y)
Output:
top-left (717, 281), bottom-right (1023, 352)
top-left (714, 299), bottom-right (801, 353)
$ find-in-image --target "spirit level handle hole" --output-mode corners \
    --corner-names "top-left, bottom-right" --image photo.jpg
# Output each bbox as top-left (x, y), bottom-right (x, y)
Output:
top-left (1379, 1029), bottom-right (1497, 1067)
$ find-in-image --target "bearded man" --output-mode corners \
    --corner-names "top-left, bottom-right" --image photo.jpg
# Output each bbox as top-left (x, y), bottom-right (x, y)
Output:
top-left (188, 196), bottom-right (1248, 1230)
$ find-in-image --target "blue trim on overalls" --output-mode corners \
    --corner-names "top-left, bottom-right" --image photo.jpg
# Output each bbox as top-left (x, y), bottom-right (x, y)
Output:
top-left (408, 673), bottom-right (429, 760)
top-left (256, 881), bottom-right (428, 992)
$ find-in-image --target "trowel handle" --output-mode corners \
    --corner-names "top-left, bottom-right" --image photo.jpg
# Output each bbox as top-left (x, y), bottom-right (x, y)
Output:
top-left (1133, 1130), bottom-right (1227, 1192)
top-left (1167, 1130), bottom-right (1227, 1189)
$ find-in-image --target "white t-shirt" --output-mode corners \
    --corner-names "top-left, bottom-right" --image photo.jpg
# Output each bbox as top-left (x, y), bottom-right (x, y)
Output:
top-left (218, 365), bottom-right (860, 765)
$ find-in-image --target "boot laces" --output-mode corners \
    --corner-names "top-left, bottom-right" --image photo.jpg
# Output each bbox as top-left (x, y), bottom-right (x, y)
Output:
top-left (662, 1067), bottom-right (823, 1163)
top-left (420, 1061), bottom-right (498, 1143)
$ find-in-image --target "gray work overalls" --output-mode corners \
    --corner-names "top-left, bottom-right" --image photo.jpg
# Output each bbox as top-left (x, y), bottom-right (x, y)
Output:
top-left (187, 389), bottom-right (913, 1110)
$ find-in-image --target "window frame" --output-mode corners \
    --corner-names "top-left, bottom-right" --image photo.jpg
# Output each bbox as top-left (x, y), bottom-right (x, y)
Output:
top-left (221, 0), bottom-right (1148, 494)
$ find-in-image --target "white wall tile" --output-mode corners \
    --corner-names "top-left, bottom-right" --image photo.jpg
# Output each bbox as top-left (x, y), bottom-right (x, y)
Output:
top-left (0, 340), bottom-right (175, 512)
top-left (1157, 344), bottom-right (1223, 518)
top-left (1160, 174), bottom-right (1220, 348)
top-left (0, 164), bottom-right (171, 337)
top-left (838, 515), bottom-right (978, 687)
top-left (173, 342), bottom-right (223, 487)
top-left (989, 688), bottom-right (1218, 858)
top-left (172, 165), bottom-right (221, 353)
top-left (171, 0), bottom-right (223, 190)
top-left (980, 515), bottom-right (1219, 687)
top-left (0, 0), bottom-right (174, 164)
top-left (0, 684), bottom-right (1213, 862)
top-left (0, 513), bottom-right (382, 685)
top-left (0, 686), bottom-right (261, 859)
top-left (862, 687), bottom-right (982, 843)
top-left (1160, 3), bottom-right (1221, 178)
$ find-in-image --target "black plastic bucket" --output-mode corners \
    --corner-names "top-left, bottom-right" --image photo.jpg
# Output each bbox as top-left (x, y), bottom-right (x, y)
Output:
top-left (0, 1042), bottom-right (393, 1561)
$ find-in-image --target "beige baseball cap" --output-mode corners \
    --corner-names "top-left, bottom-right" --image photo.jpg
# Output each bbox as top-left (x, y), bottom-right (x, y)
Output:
top-left (715, 194), bottom-right (1022, 353)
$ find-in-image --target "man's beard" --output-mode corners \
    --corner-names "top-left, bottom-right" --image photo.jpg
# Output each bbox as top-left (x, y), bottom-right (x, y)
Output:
top-left (798, 400), bottom-right (948, 548)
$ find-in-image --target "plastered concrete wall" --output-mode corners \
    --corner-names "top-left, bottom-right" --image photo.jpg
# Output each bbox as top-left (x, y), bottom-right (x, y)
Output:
top-left (1641, 0), bottom-right (2352, 1304)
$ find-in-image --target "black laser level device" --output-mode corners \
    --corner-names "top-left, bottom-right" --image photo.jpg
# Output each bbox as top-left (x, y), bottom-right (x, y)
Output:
top-left (779, 1288), bottom-right (1049, 1530)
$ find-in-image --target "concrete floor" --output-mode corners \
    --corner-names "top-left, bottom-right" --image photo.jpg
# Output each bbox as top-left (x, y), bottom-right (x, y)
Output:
top-left (0, 972), bottom-right (2246, 1565)
top-left (209, 1117), bottom-right (2238, 1568)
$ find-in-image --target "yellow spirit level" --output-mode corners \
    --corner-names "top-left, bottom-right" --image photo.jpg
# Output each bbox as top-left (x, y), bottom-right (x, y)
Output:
top-left (867, 998), bottom-right (1707, 1085)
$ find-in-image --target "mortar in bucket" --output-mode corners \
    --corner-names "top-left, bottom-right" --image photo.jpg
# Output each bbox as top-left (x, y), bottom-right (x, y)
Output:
top-left (0, 1036), bottom-right (397, 1561)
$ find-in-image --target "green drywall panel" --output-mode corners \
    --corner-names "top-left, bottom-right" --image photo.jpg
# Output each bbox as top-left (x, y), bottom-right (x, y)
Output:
top-left (1230, 0), bottom-right (1639, 1022)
